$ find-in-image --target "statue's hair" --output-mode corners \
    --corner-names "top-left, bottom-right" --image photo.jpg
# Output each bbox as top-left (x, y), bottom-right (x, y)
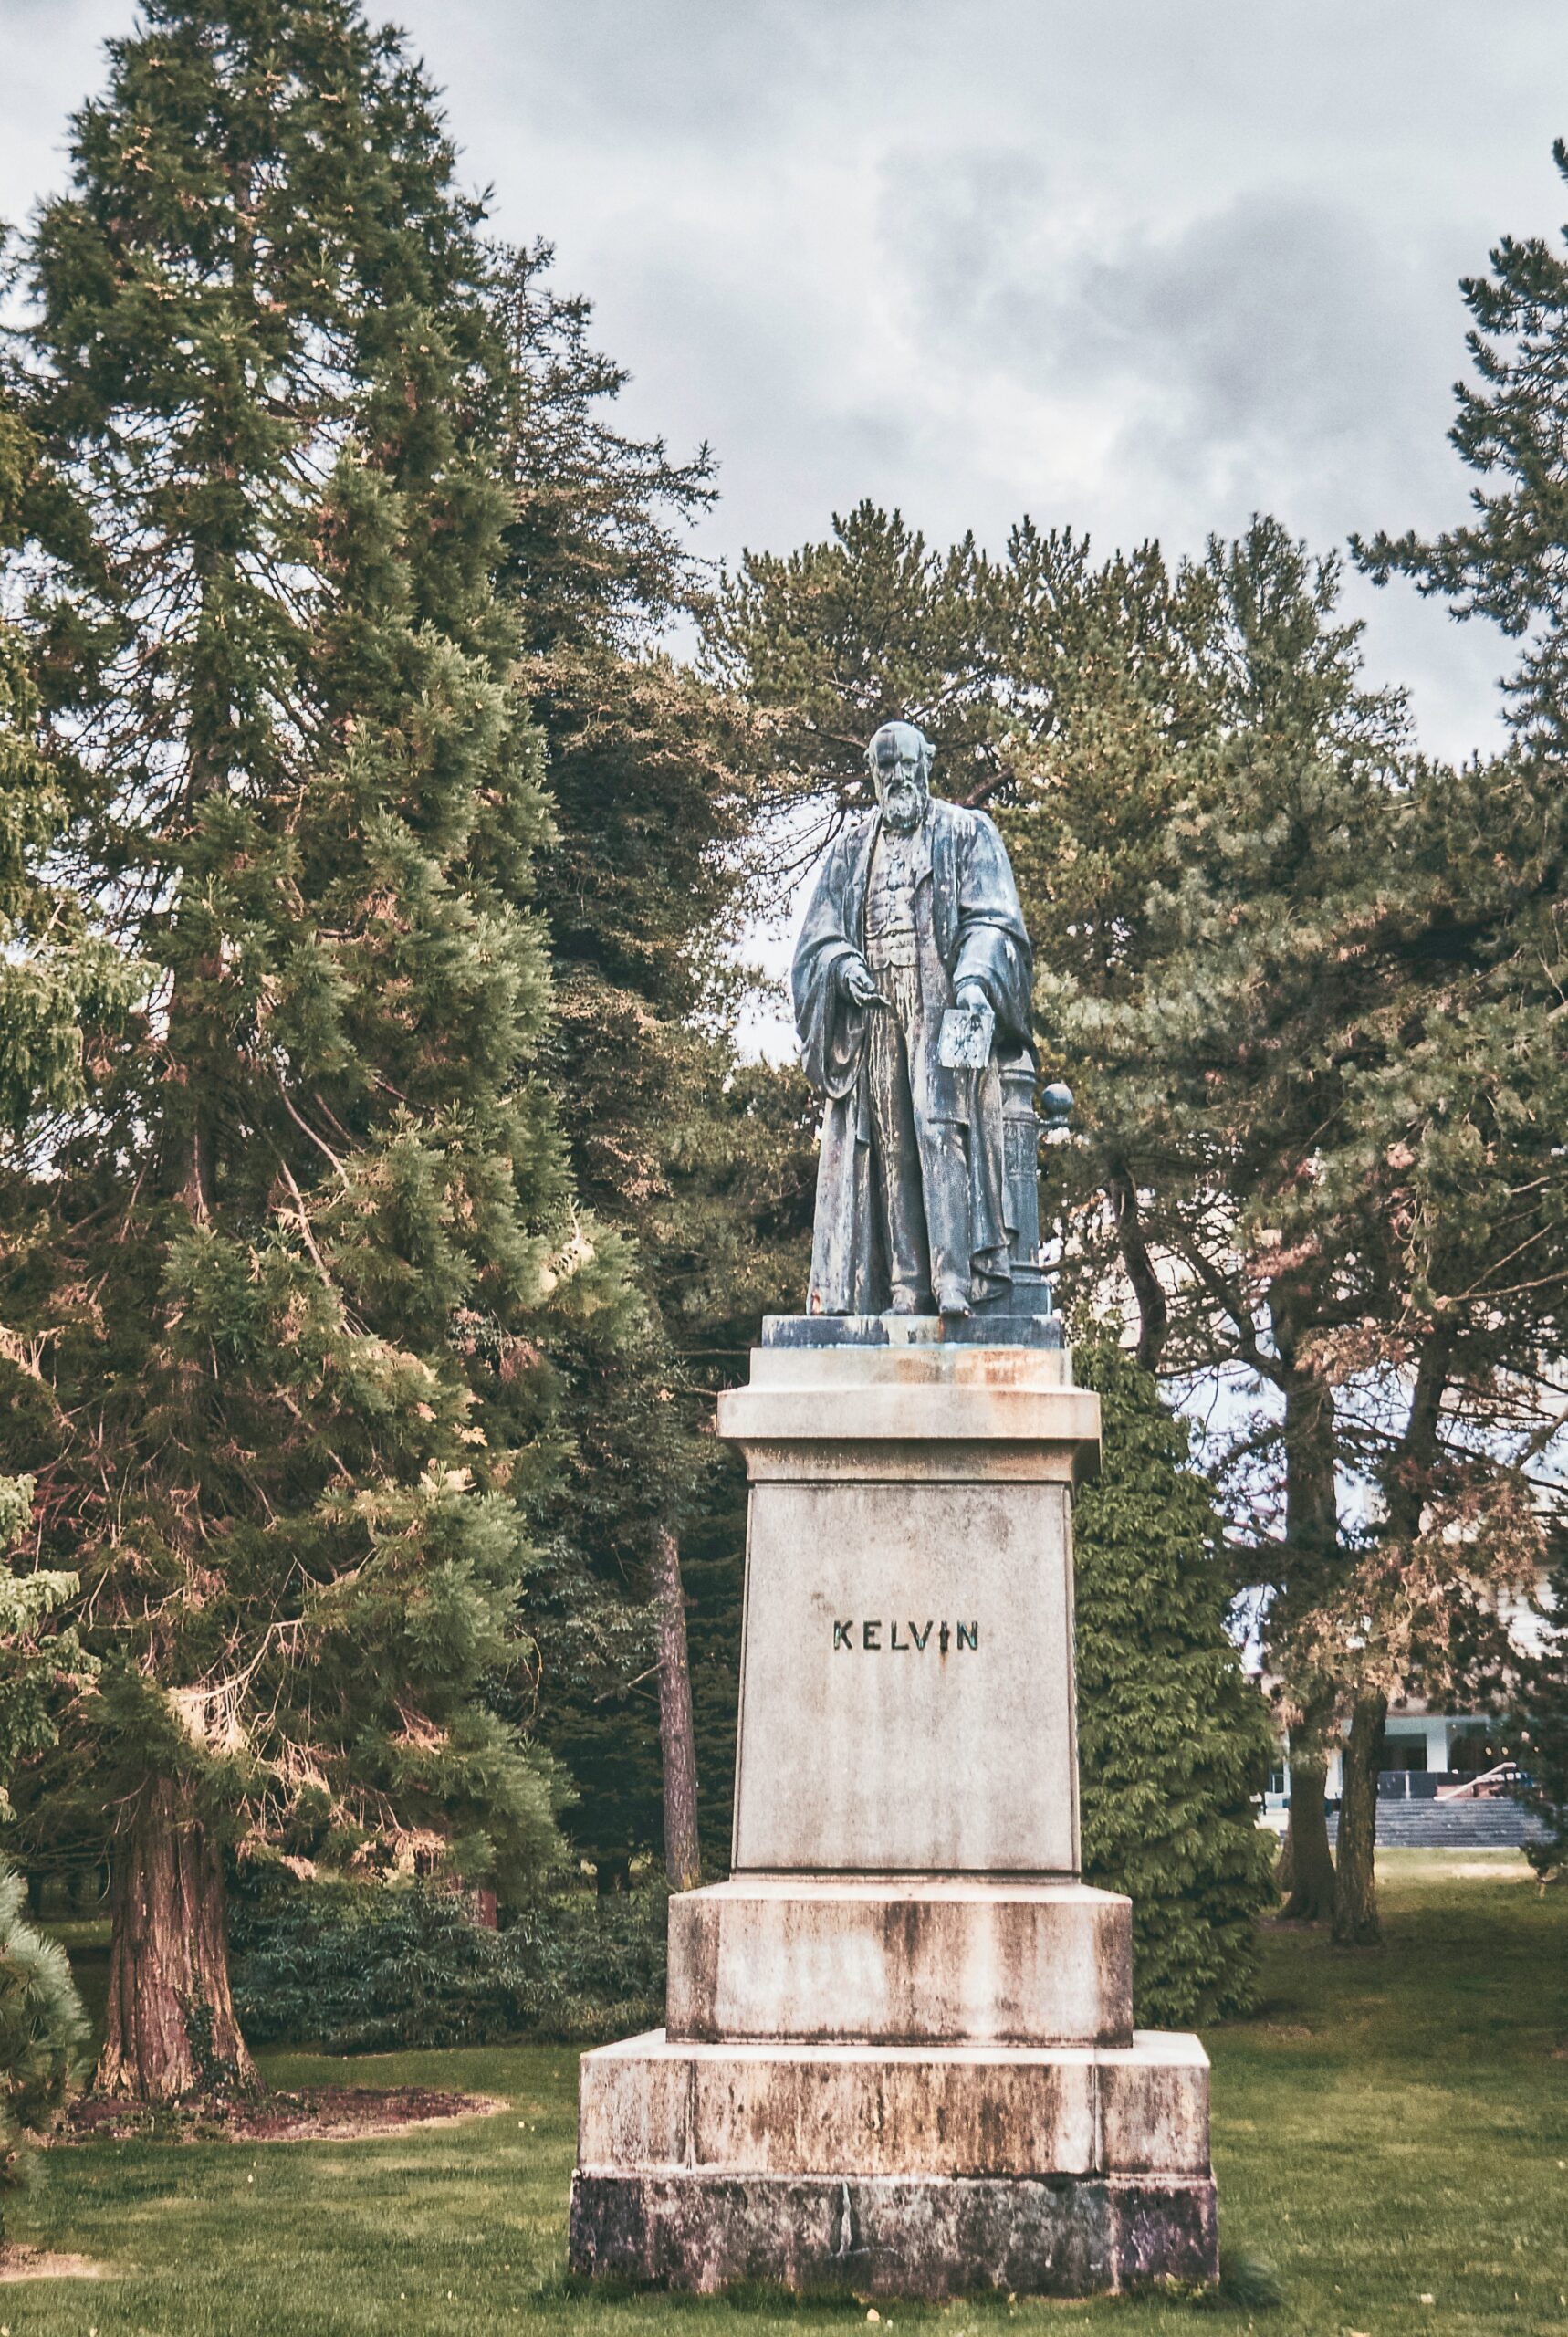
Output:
top-left (866, 719), bottom-right (934, 781)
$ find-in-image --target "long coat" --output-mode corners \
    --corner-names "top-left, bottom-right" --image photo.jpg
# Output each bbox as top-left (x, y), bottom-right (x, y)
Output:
top-left (791, 801), bottom-right (1034, 1315)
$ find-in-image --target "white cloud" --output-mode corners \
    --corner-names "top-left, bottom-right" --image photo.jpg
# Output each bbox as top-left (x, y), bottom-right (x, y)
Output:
top-left (4, 0), bottom-right (1566, 758)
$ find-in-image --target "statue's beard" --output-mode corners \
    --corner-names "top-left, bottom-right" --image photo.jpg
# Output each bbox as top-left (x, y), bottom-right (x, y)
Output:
top-left (882, 784), bottom-right (925, 835)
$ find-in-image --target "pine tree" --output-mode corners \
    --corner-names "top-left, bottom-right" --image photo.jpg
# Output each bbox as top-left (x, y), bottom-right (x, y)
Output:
top-left (1028, 520), bottom-right (1410, 1933)
top-left (1347, 158), bottom-right (1568, 1932)
top-left (0, 384), bottom-right (120, 1905)
top-left (1073, 1337), bottom-right (1276, 2024)
top-left (5, 0), bottom-right (625, 2097)
top-left (485, 247), bottom-right (792, 1887)
top-left (709, 500), bottom-right (1018, 833)
top-left (1036, 520), bottom-right (1562, 1944)
top-left (1355, 136), bottom-right (1568, 764)
top-left (0, 388), bottom-right (133, 1135)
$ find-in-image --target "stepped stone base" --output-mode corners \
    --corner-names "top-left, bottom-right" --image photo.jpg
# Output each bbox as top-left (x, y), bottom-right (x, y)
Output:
top-left (580, 2030), bottom-right (1209, 2176)
top-left (569, 2169), bottom-right (1217, 2299)
top-left (570, 1341), bottom-right (1218, 2299)
top-left (667, 1878), bottom-right (1133, 2048)
top-left (570, 2030), bottom-right (1216, 2296)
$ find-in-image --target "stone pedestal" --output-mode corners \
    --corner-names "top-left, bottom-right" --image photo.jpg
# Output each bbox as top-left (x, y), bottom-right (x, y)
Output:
top-left (569, 1333), bottom-right (1218, 2298)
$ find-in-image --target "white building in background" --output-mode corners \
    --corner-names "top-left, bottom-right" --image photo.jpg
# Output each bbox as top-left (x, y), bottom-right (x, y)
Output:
top-left (1261, 1570), bottom-right (1554, 1815)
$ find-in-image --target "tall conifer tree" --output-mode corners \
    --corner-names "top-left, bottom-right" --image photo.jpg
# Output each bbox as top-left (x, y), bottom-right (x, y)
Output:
top-left (5, 1), bottom-right (618, 2096)
top-left (486, 250), bottom-right (796, 1887)
top-left (1019, 519), bottom-right (1558, 1943)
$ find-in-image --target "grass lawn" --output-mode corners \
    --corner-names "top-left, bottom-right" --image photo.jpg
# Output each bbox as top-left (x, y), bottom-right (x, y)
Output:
top-left (3, 1849), bottom-right (1563, 2336)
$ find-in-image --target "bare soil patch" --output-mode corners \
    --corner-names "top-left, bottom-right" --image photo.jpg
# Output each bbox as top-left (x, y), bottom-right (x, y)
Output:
top-left (63, 2086), bottom-right (507, 2144)
top-left (0, 2245), bottom-right (111, 2281)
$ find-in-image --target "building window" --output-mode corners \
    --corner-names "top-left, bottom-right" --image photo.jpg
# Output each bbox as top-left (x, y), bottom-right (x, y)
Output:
top-left (1448, 1725), bottom-right (1505, 1776)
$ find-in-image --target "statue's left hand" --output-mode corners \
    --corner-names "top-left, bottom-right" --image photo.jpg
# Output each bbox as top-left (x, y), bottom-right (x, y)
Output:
top-left (955, 980), bottom-right (989, 1015)
top-left (841, 957), bottom-right (883, 1009)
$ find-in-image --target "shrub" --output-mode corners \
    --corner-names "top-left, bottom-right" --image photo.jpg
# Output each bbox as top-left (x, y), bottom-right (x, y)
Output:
top-left (1073, 1336), bottom-right (1278, 2025)
top-left (232, 1877), bottom-right (667, 2051)
top-left (0, 1864), bottom-right (88, 2227)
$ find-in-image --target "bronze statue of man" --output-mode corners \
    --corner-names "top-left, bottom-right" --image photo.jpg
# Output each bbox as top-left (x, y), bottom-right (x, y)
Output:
top-left (792, 720), bottom-right (1035, 1318)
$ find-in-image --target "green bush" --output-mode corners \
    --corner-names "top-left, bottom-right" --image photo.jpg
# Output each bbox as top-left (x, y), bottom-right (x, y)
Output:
top-left (1519, 1537), bottom-right (1567, 1889)
top-left (232, 1878), bottom-right (667, 2051)
top-left (0, 1863), bottom-right (89, 2227)
top-left (1073, 1337), bottom-right (1278, 2026)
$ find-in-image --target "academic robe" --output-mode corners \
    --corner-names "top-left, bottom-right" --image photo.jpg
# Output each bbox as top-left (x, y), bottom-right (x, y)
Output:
top-left (791, 800), bottom-right (1034, 1315)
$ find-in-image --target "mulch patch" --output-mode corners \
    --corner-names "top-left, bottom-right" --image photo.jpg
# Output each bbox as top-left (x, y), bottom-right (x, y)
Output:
top-left (63, 2085), bottom-right (508, 2143)
top-left (0, 2245), bottom-right (110, 2280)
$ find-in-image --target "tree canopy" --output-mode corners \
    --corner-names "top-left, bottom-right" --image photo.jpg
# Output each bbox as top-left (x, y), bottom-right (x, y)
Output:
top-left (3, 0), bottom-right (632, 2095)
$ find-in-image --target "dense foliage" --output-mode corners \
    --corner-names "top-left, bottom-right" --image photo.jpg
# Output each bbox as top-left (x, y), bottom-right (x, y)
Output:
top-left (485, 248), bottom-right (810, 1886)
top-left (1073, 1337), bottom-right (1277, 2024)
top-left (1, 0), bottom-right (641, 2097)
top-left (0, 1865), bottom-right (89, 2227)
top-left (232, 1879), bottom-right (665, 2050)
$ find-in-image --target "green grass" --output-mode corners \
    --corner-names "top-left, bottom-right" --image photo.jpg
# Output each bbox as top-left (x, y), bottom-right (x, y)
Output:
top-left (2, 1849), bottom-right (1563, 2335)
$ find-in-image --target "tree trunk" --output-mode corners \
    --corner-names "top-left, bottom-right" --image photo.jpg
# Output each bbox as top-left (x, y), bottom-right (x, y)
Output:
top-left (1269, 1303), bottom-right (1343, 1924)
top-left (1272, 1821), bottom-right (1294, 1899)
top-left (1329, 1333), bottom-right (1449, 1950)
top-left (95, 1775), bottom-right (256, 2101)
top-left (1332, 1691), bottom-right (1387, 1946)
top-left (653, 1528), bottom-right (702, 1892)
top-left (1279, 1748), bottom-right (1337, 1921)
top-left (1105, 1162), bottom-right (1166, 1373)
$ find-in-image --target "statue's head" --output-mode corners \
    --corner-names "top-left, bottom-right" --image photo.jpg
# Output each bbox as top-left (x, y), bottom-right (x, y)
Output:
top-left (867, 719), bottom-right (933, 837)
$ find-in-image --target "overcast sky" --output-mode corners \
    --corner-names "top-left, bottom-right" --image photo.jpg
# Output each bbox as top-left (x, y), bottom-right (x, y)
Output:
top-left (5, 0), bottom-right (1568, 765)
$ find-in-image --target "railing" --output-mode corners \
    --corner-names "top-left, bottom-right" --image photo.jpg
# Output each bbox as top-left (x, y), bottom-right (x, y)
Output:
top-left (1375, 1765), bottom-right (1527, 1801)
top-left (1435, 1760), bottom-right (1524, 1802)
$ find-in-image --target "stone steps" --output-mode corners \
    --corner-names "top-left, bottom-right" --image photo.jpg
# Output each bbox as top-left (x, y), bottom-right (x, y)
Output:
top-left (1326, 1801), bottom-right (1542, 1849)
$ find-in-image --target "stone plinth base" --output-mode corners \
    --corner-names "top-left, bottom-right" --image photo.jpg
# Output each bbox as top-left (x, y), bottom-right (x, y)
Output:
top-left (569, 2169), bottom-right (1217, 2299)
top-left (667, 1877), bottom-right (1133, 2047)
top-left (570, 2030), bottom-right (1216, 2296)
top-left (569, 1340), bottom-right (1219, 2298)
top-left (720, 1345), bottom-right (1096, 1877)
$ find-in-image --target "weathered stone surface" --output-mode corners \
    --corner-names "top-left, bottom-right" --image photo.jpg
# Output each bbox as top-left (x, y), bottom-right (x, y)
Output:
top-left (666, 1877), bottom-right (1133, 2047)
top-left (568, 2168), bottom-right (1218, 2297)
top-left (568, 1334), bottom-right (1219, 2300)
top-left (722, 1338), bottom-right (1095, 1453)
top-left (720, 1346), bottom-right (1096, 1877)
top-left (732, 1481), bottom-right (1074, 1871)
top-left (577, 2030), bottom-right (1209, 2180)
top-left (1100, 2034), bottom-right (1213, 2175)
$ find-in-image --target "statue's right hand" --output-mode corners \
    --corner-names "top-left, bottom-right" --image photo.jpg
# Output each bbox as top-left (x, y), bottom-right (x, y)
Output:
top-left (840, 958), bottom-right (882, 1008)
